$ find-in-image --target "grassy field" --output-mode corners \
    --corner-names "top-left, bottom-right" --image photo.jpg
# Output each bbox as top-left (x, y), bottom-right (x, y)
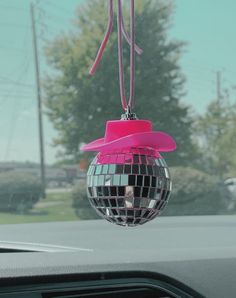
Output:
top-left (0, 191), bottom-right (78, 224)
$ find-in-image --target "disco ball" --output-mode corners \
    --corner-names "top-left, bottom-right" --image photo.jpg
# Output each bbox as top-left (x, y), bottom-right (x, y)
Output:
top-left (86, 147), bottom-right (171, 227)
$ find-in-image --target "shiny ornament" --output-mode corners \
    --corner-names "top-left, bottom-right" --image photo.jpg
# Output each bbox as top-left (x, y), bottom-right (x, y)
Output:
top-left (81, 119), bottom-right (176, 226)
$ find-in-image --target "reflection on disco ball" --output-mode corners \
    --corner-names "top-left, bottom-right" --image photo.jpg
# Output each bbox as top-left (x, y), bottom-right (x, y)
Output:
top-left (86, 148), bottom-right (171, 227)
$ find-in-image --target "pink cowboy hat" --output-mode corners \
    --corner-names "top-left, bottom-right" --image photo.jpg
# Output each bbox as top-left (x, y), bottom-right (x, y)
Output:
top-left (81, 119), bottom-right (176, 152)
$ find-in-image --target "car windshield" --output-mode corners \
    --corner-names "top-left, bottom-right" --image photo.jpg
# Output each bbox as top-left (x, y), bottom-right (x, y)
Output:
top-left (0, 0), bottom-right (235, 225)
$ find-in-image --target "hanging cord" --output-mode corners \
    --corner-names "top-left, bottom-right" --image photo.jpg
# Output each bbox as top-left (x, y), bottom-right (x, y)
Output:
top-left (89, 0), bottom-right (114, 75)
top-left (89, 0), bottom-right (141, 117)
top-left (117, 0), bottom-right (135, 112)
top-left (120, 4), bottom-right (142, 55)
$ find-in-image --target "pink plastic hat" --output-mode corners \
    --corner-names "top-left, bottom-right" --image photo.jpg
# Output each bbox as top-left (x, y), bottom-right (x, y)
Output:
top-left (81, 120), bottom-right (176, 153)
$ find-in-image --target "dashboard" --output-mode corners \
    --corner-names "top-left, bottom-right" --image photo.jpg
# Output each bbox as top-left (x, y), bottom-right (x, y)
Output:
top-left (0, 216), bottom-right (235, 297)
top-left (0, 273), bottom-right (201, 297)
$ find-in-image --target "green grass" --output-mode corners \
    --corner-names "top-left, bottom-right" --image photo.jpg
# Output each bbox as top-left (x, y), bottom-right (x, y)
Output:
top-left (0, 192), bottom-right (78, 224)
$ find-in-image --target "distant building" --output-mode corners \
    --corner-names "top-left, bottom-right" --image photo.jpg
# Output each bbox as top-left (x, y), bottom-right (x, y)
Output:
top-left (62, 165), bottom-right (78, 183)
top-left (0, 165), bottom-right (14, 173)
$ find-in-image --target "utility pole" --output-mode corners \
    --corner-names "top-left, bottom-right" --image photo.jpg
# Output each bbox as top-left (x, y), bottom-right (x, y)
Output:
top-left (216, 71), bottom-right (222, 103)
top-left (30, 3), bottom-right (46, 198)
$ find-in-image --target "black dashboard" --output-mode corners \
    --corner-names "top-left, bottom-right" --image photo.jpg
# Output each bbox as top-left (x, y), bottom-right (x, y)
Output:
top-left (0, 216), bottom-right (235, 297)
top-left (0, 272), bottom-right (202, 297)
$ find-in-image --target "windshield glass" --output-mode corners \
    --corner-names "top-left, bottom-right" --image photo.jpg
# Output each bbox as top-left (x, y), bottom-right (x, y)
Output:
top-left (0, 0), bottom-right (235, 224)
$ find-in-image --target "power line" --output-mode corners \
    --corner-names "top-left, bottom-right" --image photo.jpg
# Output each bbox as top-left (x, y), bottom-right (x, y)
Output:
top-left (43, 0), bottom-right (73, 17)
top-left (0, 95), bottom-right (34, 99)
top-left (0, 77), bottom-right (34, 88)
top-left (0, 22), bottom-right (30, 29)
top-left (36, 20), bottom-right (62, 35)
top-left (35, 9), bottom-right (72, 35)
top-left (0, 84), bottom-right (33, 91)
top-left (3, 17), bottom-right (32, 159)
top-left (4, 58), bottom-right (31, 161)
top-left (0, 44), bottom-right (33, 54)
top-left (0, 4), bottom-right (29, 13)
top-left (1, 23), bottom-right (32, 81)
top-left (185, 60), bottom-right (236, 78)
top-left (0, 90), bottom-right (34, 96)
top-left (0, 67), bottom-right (32, 106)
top-left (38, 8), bottom-right (71, 23)
top-left (224, 68), bottom-right (236, 77)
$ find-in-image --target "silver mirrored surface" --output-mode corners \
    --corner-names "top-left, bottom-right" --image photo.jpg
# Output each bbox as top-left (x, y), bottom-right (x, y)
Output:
top-left (87, 150), bottom-right (171, 227)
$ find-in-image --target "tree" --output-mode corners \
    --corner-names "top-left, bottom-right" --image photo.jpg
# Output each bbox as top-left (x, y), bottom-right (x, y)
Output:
top-left (44, 0), bottom-right (198, 166)
top-left (164, 167), bottom-right (231, 215)
top-left (197, 99), bottom-right (236, 177)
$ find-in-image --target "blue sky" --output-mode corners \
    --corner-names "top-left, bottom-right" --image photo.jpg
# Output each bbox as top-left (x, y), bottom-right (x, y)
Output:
top-left (0, 0), bottom-right (235, 163)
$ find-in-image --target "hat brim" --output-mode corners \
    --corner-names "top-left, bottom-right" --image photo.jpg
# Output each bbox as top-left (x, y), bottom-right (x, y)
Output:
top-left (81, 131), bottom-right (176, 152)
